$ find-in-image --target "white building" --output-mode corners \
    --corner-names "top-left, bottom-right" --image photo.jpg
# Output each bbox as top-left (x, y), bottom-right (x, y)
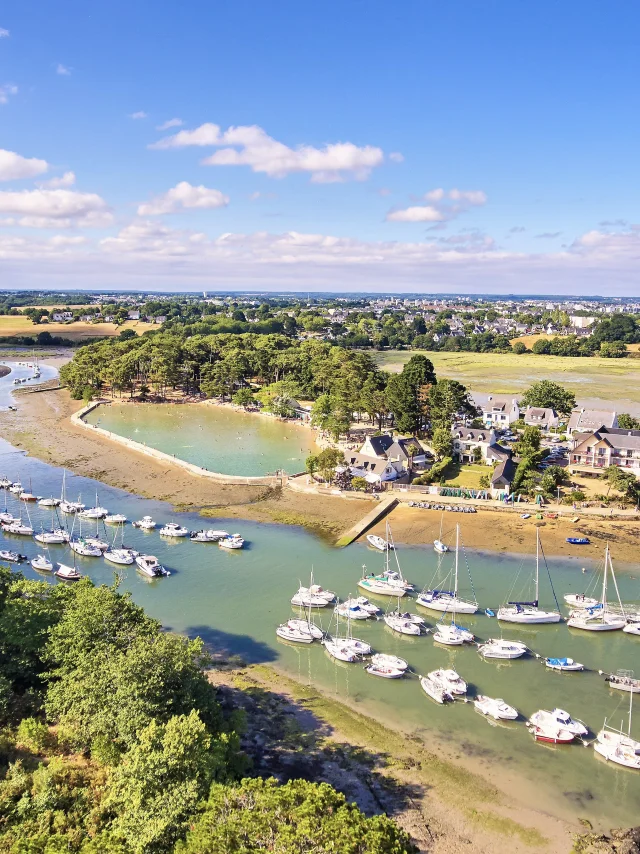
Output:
top-left (568, 409), bottom-right (617, 433)
top-left (523, 407), bottom-right (559, 432)
top-left (482, 396), bottom-right (520, 427)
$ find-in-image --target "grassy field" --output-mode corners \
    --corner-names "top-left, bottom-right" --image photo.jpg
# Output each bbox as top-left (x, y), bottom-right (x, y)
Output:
top-left (440, 462), bottom-right (489, 488)
top-left (0, 316), bottom-right (155, 341)
top-left (374, 349), bottom-right (640, 409)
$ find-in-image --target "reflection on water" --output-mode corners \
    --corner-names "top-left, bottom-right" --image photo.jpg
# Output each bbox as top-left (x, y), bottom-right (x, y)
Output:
top-left (0, 436), bottom-right (639, 827)
top-left (84, 402), bottom-right (319, 475)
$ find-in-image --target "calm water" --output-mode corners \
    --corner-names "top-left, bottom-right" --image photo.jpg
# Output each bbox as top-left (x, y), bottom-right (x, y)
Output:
top-left (1, 437), bottom-right (640, 828)
top-left (84, 402), bottom-right (319, 476)
top-left (0, 360), bottom-right (59, 410)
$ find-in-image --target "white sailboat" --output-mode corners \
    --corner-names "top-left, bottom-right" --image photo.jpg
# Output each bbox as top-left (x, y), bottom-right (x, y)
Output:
top-left (594, 693), bottom-right (640, 769)
top-left (431, 525), bottom-right (475, 645)
top-left (370, 653), bottom-right (408, 671)
top-left (567, 545), bottom-right (626, 632)
top-left (433, 512), bottom-right (449, 553)
top-left (276, 623), bottom-right (314, 644)
top-left (59, 470), bottom-right (85, 514)
top-left (497, 531), bottom-right (562, 624)
top-left (358, 524), bottom-right (413, 597)
top-left (417, 525), bottom-right (478, 614)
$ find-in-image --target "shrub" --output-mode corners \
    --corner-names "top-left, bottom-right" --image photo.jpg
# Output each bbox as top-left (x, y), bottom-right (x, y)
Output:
top-left (16, 717), bottom-right (50, 752)
top-left (351, 476), bottom-right (368, 492)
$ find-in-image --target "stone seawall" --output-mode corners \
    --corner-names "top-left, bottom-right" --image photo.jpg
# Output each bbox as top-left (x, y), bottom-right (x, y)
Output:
top-left (72, 400), bottom-right (281, 486)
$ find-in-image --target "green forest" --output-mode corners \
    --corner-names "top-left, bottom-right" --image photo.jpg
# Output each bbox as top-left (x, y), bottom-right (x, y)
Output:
top-left (0, 567), bottom-right (415, 853)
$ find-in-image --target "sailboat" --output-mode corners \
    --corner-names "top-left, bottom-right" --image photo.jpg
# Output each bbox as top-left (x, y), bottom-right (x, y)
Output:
top-left (322, 606), bottom-right (371, 660)
top-left (80, 490), bottom-right (109, 519)
top-left (357, 523), bottom-right (413, 597)
top-left (594, 693), bottom-right (640, 769)
top-left (567, 545), bottom-right (626, 631)
top-left (104, 523), bottom-right (137, 565)
top-left (431, 525), bottom-right (475, 645)
top-left (433, 512), bottom-right (449, 553)
top-left (417, 525), bottom-right (478, 614)
top-left (497, 531), bottom-right (562, 624)
top-left (59, 470), bottom-right (85, 514)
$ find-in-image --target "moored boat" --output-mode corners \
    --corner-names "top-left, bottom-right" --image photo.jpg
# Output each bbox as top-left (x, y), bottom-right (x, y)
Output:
top-left (477, 638), bottom-right (528, 659)
top-left (428, 668), bottom-right (467, 696)
top-left (567, 546), bottom-right (626, 632)
top-left (366, 534), bottom-right (392, 551)
top-left (545, 657), bottom-right (584, 672)
top-left (159, 522), bottom-right (190, 537)
top-left (31, 554), bottom-right (53, 572)
top-left (419, 674), bottom-right (453, 704)
top-left (474, 695), bottom-right (518, 720)
top-left (133, 516), bottom-right (157, 530)
top-left (529, 708), bottom-right (588, 737)
top-left (55, 563), bottom-right (82, 581)
top-left (135, 554), bottom-right (170, 577)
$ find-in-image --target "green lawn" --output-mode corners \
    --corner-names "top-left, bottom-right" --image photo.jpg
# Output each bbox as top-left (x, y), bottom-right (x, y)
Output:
top-left (440, 462), bottom-right (488, 489)
top-left (374, 349), bottom-right (640, 410)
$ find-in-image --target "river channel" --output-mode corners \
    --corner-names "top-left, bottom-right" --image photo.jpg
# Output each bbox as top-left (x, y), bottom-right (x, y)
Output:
top-left (0, 365), bottom-right (639, 828)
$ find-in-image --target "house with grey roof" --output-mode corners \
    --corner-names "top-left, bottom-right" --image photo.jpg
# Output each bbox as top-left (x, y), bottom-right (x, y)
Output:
top-left (569, 426), bottom-right (640, 478)
top-left (491, 457), bottom-right (517, 492)
top-left (452, 427), bottom-right (512, 465)
top-left (523, 406), bottom-right (559, 432)
top-left (360, 434), bottom-right (394, 458)
top-left (568, 408), bottom-right (617, 433)
top-left (481, 395), bottom-right (520, 427)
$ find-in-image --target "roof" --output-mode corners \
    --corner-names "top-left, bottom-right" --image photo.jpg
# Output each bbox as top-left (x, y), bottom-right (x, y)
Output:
top-left (524, 406), bottom-right (557, 420)
top-left (452, 428), bottom-right (492, 442)
top-left (388, 437), bottom-right (426, 459)
top-left (492, 457), bottom-right (517, 486)
top-left (568, 408), bottom-right (617, 432)
top-left (365, 434), bottom-right (394, 456)
top-left (486, 443), bottom-right (512, 462)
top-left (344, 452), bottom-right (394, 473)
top-left (572, 427), bottom-right (640, 453)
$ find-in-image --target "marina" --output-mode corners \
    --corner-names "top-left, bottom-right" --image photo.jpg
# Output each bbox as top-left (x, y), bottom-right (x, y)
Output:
top-left (1, 434), bottom-right (640, 828)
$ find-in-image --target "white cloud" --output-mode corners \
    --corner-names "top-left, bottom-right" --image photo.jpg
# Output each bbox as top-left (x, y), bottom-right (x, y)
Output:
top-left (56, 63), bottom-right (71, 76)
top-left (0, 188), bottom-right (112, 228)
top-left (389, 152), bottom-right (404, 163)
top-left (39, 171), bottom-right (76, 189)
top-left (156, 117), bottom-right (183, 131)
top-left (0, 28), bottom-right (9, 38)
top-left (0, 84), bottom-right (18, 105)
top-left (388, 187), bottom-right (487, 224)
top-left (387, 205), bottom-right (445, 223)
top-left (130, 111), bottom-right (147, 120)
top-left (0, 149), bottom-right (49, 181)
top-left (151, 122), bottom-right (385, 182)
top-left (137, 181), bottom-right (229, 216)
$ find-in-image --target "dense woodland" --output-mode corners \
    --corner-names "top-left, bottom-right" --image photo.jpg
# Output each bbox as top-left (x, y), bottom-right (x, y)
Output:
top-left (0, 568), bottom-right (415, 853)
top-left (60, 333), bottom-right (476, 438)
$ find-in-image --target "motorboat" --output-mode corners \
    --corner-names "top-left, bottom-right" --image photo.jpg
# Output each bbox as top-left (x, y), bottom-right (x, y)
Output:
top-left (334, 600), bottom-right (373, 620)
top-left (366, 534), bottom-right (392, 551)
top-left (291, 591), bottom-right (332, 608)
top-left (529, 723), bottom-right (576, 744)
top-left (370, 653), bottom-right (408, 671)
top-left (497, 531), bottom-right (562, 624)
top-left (8, 482), bottom-right (22, 494)
top-left (623, 623), bottom-right (640, 636)
top-left (0, 512), bottom-right (14, 524)
top-left (31, 555), bottom-right (53, 572)
top-left (190, 530), bottom-right (221, 543)
top-left (60, 500), bottom-right (85, 514)
top-left (428, 668), bottom-right (467, 696)
top-left (276, 624), bottom-right (314, 644)
top-left (567, 546), bottom-right (626, 632)
top-left (286, 619), bottom-right (324, 640)
top-left (417, 587), bottom-right (479, 614)
top-left (383, 613), bottom-right (423, 636)
top-left (322, 638), bottom-right (359, 662)
top-left (0, 477), bottom-right (11, 488)
top-left (433, 540), bottom-right (449, 554)
top-left (433, 622), bottom-right (474, 646)
top-left (159, 523), bottom-right (190, 537)
top-left (0, 550), bottom-right (25, 563)
top-left (366, 662), bottom-right (405, 679)
top-left (34, 529), bottom-right (69, 545)
top-left (80, 506), bottom-right (109, 519)
top-left (70, 538), bottom-right (103, 557)
top-left (564, 593), bottom-right (600, 610)
top-left (474, 695), bottom-right (518, 720)
top-left (1, 521), bottom-right (34, 536)
top-left (419, 674), bottom-right (453, 704)
top-left (133, 516), bottom-right (157, 530)
top-left (605, 671), bottom-right (640, 694)
top-left (104, 548), bottom-right (135, 565)
top-left (55, 563), bottom-right (82, 581)
top-left (336, 596), bottom-right (380, 617)
top-left (135, 554), bottom-right (170, 577)
top-left (219, 535), bottom-right (244, 549)
top-left (105, 514), bottom-right (128, 524)
top-left (545, 657), bottom-right (584, 672)
top-left (566, 537), bottom-right (590, 545)
top-left (477, 638), bottom-right (528, 659)
top-left (529, 709), bottom-right (588, 737)
top-left (38, 497), bottom-right (60, 507)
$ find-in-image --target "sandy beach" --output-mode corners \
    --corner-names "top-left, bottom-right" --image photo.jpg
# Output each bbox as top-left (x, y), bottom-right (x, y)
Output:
top-left (2, 382), bottom-right (640, 563)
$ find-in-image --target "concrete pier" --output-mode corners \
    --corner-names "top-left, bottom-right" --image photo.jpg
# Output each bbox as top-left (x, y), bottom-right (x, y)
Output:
top-left (335, 495), bottom-right (398, 547)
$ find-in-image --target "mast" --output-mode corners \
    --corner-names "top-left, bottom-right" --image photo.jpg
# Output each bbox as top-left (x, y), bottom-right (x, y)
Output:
top-left (602, 544), bottom-right (609, 616)
top-left (535, 529), bottom-right (540, 605)
top-left (454, 525), bottom-right (459, 598)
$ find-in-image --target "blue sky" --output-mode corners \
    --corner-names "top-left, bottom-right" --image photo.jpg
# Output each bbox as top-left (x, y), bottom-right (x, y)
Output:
top-left (1, 0), bottom-right (639, 293)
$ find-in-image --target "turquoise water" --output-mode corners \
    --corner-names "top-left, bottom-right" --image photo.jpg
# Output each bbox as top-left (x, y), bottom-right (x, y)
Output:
top-left (84, 403), bottom-right (319, 476)
top-left (1, 436), bottom-right (640, 828)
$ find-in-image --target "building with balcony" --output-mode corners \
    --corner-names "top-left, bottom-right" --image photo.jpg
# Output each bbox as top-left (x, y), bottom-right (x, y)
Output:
top-left (569, 426), bottom-right (640, 478)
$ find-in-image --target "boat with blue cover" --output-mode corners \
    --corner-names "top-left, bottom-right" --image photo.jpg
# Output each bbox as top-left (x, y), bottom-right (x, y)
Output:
top-left (567, 537), bottom-right (590, 545)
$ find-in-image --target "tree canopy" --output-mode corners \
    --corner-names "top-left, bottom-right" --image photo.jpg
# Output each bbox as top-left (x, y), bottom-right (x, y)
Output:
top-left (520, 381), bottom-right (576, 416)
